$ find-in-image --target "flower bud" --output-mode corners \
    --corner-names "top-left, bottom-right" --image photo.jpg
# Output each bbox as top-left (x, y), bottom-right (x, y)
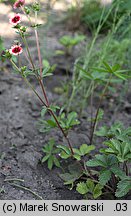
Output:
top-left (32, 2), bottom-right (41, 12)
top-left (3, 50), bottom-right (12, 59)
top-left (20, 26), bottom-right (27, 32)
top-left (24, 6), bottom-right (30, 15)
top-left (21, 66), bottom-right (27, 72)
top-left (13, 0), bottom-right (25, 9)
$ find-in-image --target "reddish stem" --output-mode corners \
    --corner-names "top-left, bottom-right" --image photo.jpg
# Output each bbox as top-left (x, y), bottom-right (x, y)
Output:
top-left (48, 109), bottom-right (74, 155)
top-left (35, 29), bottom-right (43, 78)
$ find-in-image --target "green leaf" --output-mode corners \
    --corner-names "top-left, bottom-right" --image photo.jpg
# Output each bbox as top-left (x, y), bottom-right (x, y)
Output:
top-left (73, 148), bottom-right (81, 156)
top-left (60, 162), bottom-right (83, 185)
top-left (60, 151), bottom-right (71, 159)
top-left (86, 157), bottom-right (106, 167)
top-left (57, 145), bottom-right (71, 155)
top-left (93, 184), bottom-right (103, 199)
top-left (42, 144), bottom-right (51, 153)
top-left (86, 154), bottom-right (118, 168)
top-left (90, 154), bottom-right (107, 167)
top-left (99, 170), bottom-right (111, 185)
top-left (92, 67), bottom-right (109, 73)
top-left (76, 182), bottom-right (89, 195)
top-left (42, 64), bottom-right (56, 78)
top-left (103, 61), bottom-right (112, 73)
top-left (53, 157), bottom-right (60, 168)
top-left (48, 156), bottom-right (54, 170)
top-left (110, 166), bottom-right (126, 179)
top-left (75, 64), bottom-right (93, 79)
top-left (47, 119), bottom-right (57, 127)
top-left (55, 50), bottom-right (65, 55)
top-left (59, 173), bottom-right (76, 185)
top-left (49, 105), bottom-right (60, 113)
top-left (125, 127), bottom-right (131, 136)
top-left (48, 139), bottom-right (55, 151)
top-left (67, 112), bottom-right (79, 126)
top-left (68, 162), bottom-right (83, 176)
top-left (112, 64), bottom-right (121, 72)
top-left (73, 154), bottom-right (81, 161)
top-left (41, 106), bottom-right (47, 117)
top-left (59, 35), bottom-right (85, 47)
top-left (80, 144), bottom-right (95, 156)
top-left (115, 178), bottom-right (131, 197)
top-left (23, 70), bottom-right (36, 77)
top-left (95, 126), bottom-right (108, 136)
top-left (42, 59), bottom-right (50, 67)
top-left (113, 72), bottom-right (127, 80)
top-left (86, 179), bottom-right (95, 192)
top-left (41, 154), bottom-right (50, 163)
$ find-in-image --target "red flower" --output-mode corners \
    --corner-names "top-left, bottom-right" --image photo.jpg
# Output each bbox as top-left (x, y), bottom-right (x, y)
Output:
top-left (9, 45), bottom-right (23, 56)
top-left (9, 14), bottom-right (22, 25)
top-left (13, 0), bottom-right (25, 9)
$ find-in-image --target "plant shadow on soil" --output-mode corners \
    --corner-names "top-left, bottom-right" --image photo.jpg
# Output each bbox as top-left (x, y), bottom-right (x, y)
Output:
top-left (0, 2), bottom-right (131, 200)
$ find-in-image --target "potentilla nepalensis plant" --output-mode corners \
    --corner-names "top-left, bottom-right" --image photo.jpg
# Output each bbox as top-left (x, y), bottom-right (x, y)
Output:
top-left (3, 0), bottom-right (131, 199)
top-left (5, 0), bottom-right (75, 155)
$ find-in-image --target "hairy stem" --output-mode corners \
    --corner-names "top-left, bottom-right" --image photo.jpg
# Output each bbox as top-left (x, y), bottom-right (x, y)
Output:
top-left (10, 60), bottom-right (74, 154)
top-left (48, 108), bottom-right (74, 155)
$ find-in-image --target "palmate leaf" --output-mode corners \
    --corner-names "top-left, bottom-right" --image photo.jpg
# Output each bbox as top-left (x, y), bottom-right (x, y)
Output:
top-left (59, 35), bottom-right (85, 47)
top-left (41, 154), bottom-right (50, 163)
top-left (67, 112), bottom-right (80, 127)
top-left (73, 154), bottom-right (81, 161)
top-left (106, 154), bottom-right (118, 166)
top-left (47, 155), bottom-right (54, 170)
top-left (87, 154), bottom-right (118, 170)
top-left (93, 61), bottom-right (130, 81)
top-left (42, 139), bottom-right (61, 170)
top-left (68, 162), bottom-right (83, 176)
top-left (93, 184), bottom-right (103, 199)
top-left (86, 179), bottom-right (95, 193)
top-left (53, 157), bottom-right (61, 168)
top-left (75, 64), bottom-right (93, 80)
top-left (99, 170), bottom-right (111, 185)
top-left (79, 144), bottom-right (95, 156)
top-left (59, 173), bottom-right (76, 185)
top-left (115, 178), bottom-right (131, 197)
top-left (76, 180), bottom-right (103, 199)
top-left (57, 145), bottom-right (71, 155)
top-left (47, 119), bottom-right (57, 127)
top-left (110, 166), bottom-right (126, 179)
top-left (99, 165), bottom-right (126, 186)
top-left (23, 70), bottom-right (36, 77)
top-left (60, 162), bottom-right (83, 185)
top-left (95, 126), bottom-right (108, 137)
top-left (103, 141), bottom-right (117, 152)
top-left (60, 151), bottom-right (70, 159)
top-left (42, 64), bottom-right (56, 78)
top-left (124, 127), bottom-right (131, 136)
top-left (86, 154), bottom-right (109, 167)
top-left (76, 182), bottom-right (89, 195)
top-left (104, 138), bottom-right (131, 162)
